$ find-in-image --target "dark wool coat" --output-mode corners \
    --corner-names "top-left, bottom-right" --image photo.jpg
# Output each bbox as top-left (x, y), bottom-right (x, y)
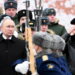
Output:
top-left (62, 33), bottom-right (75, 74)
top-left (35, 50), bottom-right (72, 75)
top-left (0, 34), bottom-right (27, 75)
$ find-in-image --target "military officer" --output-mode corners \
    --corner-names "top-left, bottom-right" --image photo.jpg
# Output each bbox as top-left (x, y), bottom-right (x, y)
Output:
top-left (40, 16), bottom-right (55, 34)
top-left (4, 0), bottom-right (18, 25)
top-left (43, 8), bottom-right (66, 36)
top-left (32, 32), bottom-right (72, 75)
top-left (16, 9), bottom-right (34, 40)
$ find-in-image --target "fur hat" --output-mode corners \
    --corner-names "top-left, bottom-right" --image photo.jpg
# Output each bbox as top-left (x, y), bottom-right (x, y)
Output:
top-left (33, 32), bottom-right (65, 50)
top-left (17, 9), bottom-right (32, 21)
top-left (49, 34), bottom-right (65, 50)
top-left (4, 0), bottom-right (17, 10)
top-left (43, 8), bottom-right (56, 16)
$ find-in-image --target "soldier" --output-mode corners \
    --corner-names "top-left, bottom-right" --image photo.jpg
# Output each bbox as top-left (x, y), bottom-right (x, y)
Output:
top-left (17, 9), bottom-right (32, 32)
top-left (43, 8), bottom-right (66, 36)
top-left (32, 32), bottom-right (72, 75)
top-left (17, 9), bottom-right (34, 40)
top-left (0, 17), bottom-right (29, 75)
top-left (17, 9), bottom-right (32, 25)
top-left (4, 0), bottom-right (18, 25)
top-left (40, 16), bottom-right (55, 34)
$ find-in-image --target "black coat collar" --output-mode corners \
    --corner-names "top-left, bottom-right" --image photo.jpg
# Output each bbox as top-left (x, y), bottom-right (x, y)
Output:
top-left (0, 34), bottom-right (17, 43)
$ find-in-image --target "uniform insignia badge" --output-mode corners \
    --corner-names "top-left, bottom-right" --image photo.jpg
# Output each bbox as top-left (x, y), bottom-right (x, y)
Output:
top-left (23, 11), bottom-right (25, 14)
top-left (43, 20), bottom-right (46, 23)
top-left (51, 9), bottom-right (54, 13)
top-left (42, 55), bottom-right (48, 61)
top-left (29, 22), bottom-right (33, 25)
top-left (47, 64), bottom-right (54, 69)
top-left (10, 2), bottom-right (13, 6)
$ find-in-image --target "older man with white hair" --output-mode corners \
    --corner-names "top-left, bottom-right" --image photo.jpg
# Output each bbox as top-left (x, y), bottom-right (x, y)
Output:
top-left (0, 17), bottom-right (29, 75)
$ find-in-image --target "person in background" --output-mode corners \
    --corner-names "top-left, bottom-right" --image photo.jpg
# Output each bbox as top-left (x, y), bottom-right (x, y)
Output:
top-left (17, 9), bottom-right (32, 33)
top-left (0, 17), bottom-right (29, 75)
top-left (16, 9), bottom-right (34, 40)
top-left (40, 16), bottom-right (55, 34)
top-left (0, 7), bottom-right (3, 15)
top-left (62, 18), bottom-right (75, 75)
top-left (32, 32), bottom-right (72, 75)
top-left (43, 8), bottom-right (66, 36)
top-left (4, 0), bottom-right (18, 25)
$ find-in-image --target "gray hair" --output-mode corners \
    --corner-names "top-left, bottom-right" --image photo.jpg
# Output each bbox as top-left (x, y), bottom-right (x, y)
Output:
top-left (0, 16), bottom-right (14, 26)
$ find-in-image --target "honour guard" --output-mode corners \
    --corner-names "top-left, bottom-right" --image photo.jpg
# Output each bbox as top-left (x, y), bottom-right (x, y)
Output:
top-left (32, 32), bottom-right (72, 75)
top-left (43, 8), bottom-right (66, 36)
top-left (4, 0), bottom-right (18, 25)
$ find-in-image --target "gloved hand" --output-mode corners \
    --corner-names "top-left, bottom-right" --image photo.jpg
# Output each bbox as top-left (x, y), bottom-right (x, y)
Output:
top-left (15, 61), bottom-right (29, 74)
top-left (32, 72), bottom-right (39, 75)
top-left (65, 25), bottom-right (75, 36)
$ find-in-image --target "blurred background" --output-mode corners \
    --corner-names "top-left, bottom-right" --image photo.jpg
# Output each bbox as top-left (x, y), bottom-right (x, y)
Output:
top-left (0, 0), bottom-right (75, 27)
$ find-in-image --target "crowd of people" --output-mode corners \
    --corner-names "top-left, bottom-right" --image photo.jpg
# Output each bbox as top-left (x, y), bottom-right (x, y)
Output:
top-left (0, 0), bottom-right (75, 75)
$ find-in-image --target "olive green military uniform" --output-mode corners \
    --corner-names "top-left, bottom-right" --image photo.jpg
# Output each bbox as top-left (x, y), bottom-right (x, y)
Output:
top-left (43, 8), bottom-right (66, 36)
top-left (48, 22), bottom-right (66, 36)
top-left (16, 24), bottom-right (25, 40)
top-left (13, 14), bottom-right (19, 25)
top-left (4, 0), bottom-right (19, 25)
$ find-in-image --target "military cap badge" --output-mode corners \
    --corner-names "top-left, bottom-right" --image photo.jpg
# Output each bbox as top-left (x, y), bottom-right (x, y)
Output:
top-left (10, 2), bottom-right (13, 6)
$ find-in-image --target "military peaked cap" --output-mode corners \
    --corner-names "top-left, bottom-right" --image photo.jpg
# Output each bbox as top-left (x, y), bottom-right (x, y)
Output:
top-left (4, 0), bottom-right (17, 10)
top-left (43, 8), bottom-right (56, 16)
top-left (33, 32), bottom-right (65, 50)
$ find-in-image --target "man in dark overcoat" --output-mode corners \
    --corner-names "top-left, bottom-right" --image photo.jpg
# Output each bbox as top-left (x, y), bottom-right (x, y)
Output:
top-left (62, 18), bottom-right (75, 75)
top-left (0, 16), bottom-right (29, 75)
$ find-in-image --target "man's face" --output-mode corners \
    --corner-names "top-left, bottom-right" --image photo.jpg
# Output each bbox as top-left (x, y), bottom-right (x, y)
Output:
top-left (20, 16), bottom-right (27, 25)
top-left (5, 8), bottom-right (17, 17)
top-left (48, 15), bottom-right (56, 22)
top-left (1, 19), bottom-right (15, 37)
top-left (40, 25), bottom-right (48, 32)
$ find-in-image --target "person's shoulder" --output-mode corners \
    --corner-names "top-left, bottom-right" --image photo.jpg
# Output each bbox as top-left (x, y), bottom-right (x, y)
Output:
top-left (12, 35), bottom-right (25, 43)
top-left (57, 23), bottom-right (65, 28)
top-left (0, 34), bottom-right (3, 41)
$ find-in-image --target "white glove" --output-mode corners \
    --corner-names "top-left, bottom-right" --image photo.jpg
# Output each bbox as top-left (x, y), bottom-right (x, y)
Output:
top-left (15, 61), bottom-right (29, 74)
top-left (32, 72), bottom-right (39, 75)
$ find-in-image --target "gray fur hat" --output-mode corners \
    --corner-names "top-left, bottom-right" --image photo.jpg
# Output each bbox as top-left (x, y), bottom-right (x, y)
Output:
top-left (32, 32), bottom-right (65, 50)
top-left (4, 0), bottom-right (17, 10)
top-left (49, 34), bottom-right (65, 50)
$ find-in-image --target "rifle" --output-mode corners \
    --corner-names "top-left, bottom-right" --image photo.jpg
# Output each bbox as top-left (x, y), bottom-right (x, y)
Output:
top-left (24, 0), bottom-right (37, 75)
top-left (34, 0), bottom-right (42, 31)
top-left (25, 25), bottom-right (36, 75)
